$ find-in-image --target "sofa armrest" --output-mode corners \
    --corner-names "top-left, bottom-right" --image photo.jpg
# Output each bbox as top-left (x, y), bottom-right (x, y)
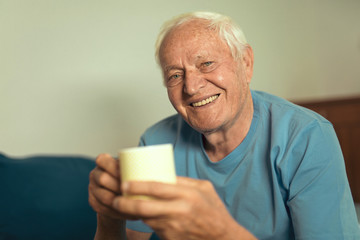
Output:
top-left (0, 153), bottom-right (97, 239)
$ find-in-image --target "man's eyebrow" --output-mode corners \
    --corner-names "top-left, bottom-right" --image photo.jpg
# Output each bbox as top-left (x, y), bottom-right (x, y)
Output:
top-left (164, 65), bottom-right (182, 72)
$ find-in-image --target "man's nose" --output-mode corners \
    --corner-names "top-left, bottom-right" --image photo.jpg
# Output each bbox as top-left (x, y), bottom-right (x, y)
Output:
top-left (183, 70), bottom-right (207, 95)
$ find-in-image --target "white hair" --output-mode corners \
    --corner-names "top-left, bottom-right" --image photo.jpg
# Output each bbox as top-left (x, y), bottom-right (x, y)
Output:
top-left (154, 11), bottom-right (248, 65)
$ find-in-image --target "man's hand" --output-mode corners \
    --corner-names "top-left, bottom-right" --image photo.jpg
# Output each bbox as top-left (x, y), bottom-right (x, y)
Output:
top-left (89, 154), bottom-right (129, 220)
top-left (89, 154), bottom-right (152, 240)
top-left (112, 177), bottom-right (257, 240)
top-left (89, 153), bottom-right (146, 221)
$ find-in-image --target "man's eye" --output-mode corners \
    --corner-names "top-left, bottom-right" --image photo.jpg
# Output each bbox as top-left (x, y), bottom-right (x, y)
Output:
top-left (203, 61), bottom-right (213, 67)
top-left (171, 74), bottom-right (180, 79)
top-left (166, 73), bottom-right (183, 87)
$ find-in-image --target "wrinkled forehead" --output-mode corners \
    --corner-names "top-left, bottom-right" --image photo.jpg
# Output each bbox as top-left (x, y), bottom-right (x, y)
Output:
top-left (161, 19), bottom-right (218, 47)
top-left (159, 20), bottom-right (227, 64)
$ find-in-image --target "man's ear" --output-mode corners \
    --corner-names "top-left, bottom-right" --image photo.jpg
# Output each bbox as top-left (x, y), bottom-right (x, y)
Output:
top-left (241, 45), bottom-right (254, 83)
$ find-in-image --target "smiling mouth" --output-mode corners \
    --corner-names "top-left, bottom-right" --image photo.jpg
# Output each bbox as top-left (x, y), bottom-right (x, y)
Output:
top-left (191, 94), bottom-right (220, 107)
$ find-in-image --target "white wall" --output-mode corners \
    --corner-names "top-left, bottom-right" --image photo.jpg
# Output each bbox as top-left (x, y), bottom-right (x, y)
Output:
top-left (1, 0), bottom-right (359, 157)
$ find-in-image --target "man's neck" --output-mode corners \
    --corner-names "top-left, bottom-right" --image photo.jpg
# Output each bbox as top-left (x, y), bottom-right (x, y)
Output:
top-left (203, 94), bottom-right (254, 162)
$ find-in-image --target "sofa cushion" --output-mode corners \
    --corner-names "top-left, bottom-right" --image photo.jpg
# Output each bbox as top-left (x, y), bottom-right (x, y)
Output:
top-left (0, 153), bottom-right (97, 239)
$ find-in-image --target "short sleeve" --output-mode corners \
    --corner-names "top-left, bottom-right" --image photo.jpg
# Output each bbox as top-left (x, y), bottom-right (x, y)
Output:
top-left (286, 122), bottom-right (360, 239)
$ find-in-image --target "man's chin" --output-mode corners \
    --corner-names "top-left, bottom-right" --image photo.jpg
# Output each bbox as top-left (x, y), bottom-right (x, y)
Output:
top-left (189, 122), bottom-right (222, 135)
top-left (180, 113), bottom-right (223, 134)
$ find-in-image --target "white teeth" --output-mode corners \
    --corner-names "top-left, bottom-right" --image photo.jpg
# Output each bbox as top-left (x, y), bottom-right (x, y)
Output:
top-left (192, 95), bottom-right (219, 107)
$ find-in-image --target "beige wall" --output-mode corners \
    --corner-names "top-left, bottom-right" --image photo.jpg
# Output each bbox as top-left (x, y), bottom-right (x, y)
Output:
top-left (1, 0), bottom-right (359, 156)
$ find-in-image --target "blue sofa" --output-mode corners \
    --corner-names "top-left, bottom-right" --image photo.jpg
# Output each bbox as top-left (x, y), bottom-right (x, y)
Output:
top-left (0, 153), bottom-right (97, 239)
top-left (0, 153), bottom-right (161, 240)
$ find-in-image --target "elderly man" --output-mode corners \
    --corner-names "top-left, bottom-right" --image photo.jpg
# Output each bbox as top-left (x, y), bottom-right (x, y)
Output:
top-left (88, 12), bottom-right (360, 239)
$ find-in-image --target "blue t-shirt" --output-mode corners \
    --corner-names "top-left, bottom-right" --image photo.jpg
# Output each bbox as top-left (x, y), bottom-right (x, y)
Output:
top-left (127, 90), bottom-right (360, 239)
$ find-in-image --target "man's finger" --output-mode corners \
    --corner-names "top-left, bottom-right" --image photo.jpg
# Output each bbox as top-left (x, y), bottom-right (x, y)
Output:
top-left (91, 184), bottom-right (118, 206)
top-left (122, 181), bottom-right (185, 200)
top-left (176, 176), bottom-right (203, 187)
top-left (92, 167), bottom-right (120, 193)
top-left (96, 153), bottom-right (119, 178)
top-left (89, 192), bottom-right (138, 220)
top-left (112, 196), bottom-right (188, 218)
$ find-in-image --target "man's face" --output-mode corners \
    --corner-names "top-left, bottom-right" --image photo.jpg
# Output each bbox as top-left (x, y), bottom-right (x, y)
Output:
top-left (159, 20), bottom-right (253, 134)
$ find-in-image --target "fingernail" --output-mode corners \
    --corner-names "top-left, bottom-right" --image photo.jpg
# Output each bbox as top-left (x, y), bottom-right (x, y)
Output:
top-left (121, 181), bottom-right (129, 193)
top-left (113, 197), bottom-right (119, 209)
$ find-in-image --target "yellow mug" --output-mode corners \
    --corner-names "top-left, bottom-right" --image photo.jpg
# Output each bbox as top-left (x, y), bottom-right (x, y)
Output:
top-left (118, 144), bottom-right (176, 199)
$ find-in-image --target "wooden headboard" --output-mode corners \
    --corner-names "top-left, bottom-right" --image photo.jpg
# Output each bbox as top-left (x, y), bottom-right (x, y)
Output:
top-left (295, 96), bottom-right (360, 203)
